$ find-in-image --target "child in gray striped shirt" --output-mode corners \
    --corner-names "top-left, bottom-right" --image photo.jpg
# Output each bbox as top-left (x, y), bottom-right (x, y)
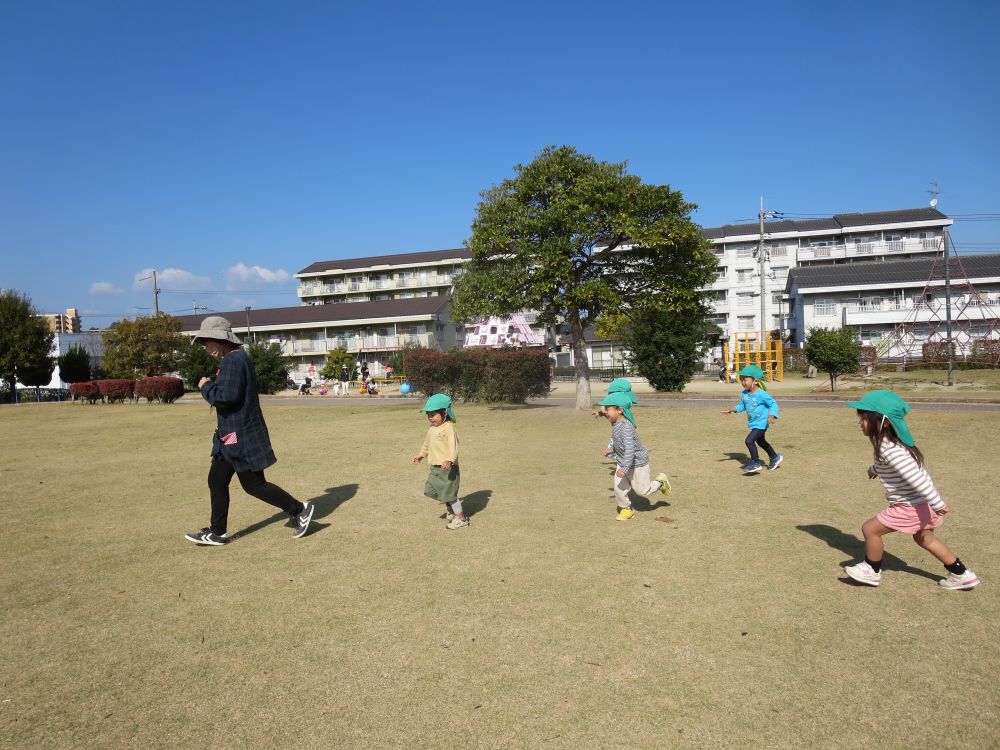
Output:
top-left (596, 392), bottom-right (671, 521)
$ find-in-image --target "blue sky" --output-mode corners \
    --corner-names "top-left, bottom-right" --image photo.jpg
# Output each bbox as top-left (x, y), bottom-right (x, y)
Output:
top-left (2, 0), bottom-right (999, 325)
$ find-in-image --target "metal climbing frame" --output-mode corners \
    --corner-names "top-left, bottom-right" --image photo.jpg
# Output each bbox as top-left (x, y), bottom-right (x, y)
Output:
top-left (723, 331), bottom-right (784, 382)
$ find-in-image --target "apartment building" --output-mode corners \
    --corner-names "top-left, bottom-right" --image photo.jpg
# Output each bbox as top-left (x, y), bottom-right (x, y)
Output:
top-left (38, 307), bottom-right (81, 333)
top-left (296, 248), bottom-right (471, 305)
top-left (176, 296), bottom-right (459, 376)
top-left (786, 253), bottom-right (1000, 358)
top-left (700, 207), bottom-right (952, 344)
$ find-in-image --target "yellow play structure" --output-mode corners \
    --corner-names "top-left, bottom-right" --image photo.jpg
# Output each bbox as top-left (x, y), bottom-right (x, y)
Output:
top-left (722, 331), bottom-right (784, 382)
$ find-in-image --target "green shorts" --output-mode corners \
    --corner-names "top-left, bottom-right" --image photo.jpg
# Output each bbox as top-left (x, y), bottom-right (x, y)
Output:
top-left (424, 464), bottom-right (460, 504)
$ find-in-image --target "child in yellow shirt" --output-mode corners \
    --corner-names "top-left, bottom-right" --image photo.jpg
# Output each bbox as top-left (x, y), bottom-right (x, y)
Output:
top-left (412, 393), bottom-right (467, 529)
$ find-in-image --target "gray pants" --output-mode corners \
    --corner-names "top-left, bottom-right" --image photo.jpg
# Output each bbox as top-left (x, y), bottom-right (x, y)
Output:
top-left (613, 462), bottom-right (662, 508)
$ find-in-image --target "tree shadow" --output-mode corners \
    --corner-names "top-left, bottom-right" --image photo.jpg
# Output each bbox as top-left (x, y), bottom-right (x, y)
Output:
top-left (796, 523), bottom-right (939, 582)
top-left (487, 403), bottom-right (559, 410)
top-left (233, 483), bottom-right (359, 540)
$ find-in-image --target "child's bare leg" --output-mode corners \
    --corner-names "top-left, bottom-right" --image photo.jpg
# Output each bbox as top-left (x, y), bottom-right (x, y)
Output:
top-left (912, 529), bottom-right (958, 565)
top-left (862, 517), bottom-right (894, 562)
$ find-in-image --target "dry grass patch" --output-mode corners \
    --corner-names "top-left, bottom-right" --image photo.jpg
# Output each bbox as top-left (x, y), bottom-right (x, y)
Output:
top-left (1, 401), bottom-right (997, 749)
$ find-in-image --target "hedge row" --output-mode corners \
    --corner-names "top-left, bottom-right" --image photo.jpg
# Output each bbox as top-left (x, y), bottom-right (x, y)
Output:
top-left (404, 348), bottom-right (550, 403)
top-left (135, 376), bottom-right (185, 403)
top-left (69, 377), bottom-right (184, 404)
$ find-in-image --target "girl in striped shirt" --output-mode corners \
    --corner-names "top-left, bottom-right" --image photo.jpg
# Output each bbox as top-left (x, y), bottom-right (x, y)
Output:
top-left (842, 390), bottom-right (980, 590)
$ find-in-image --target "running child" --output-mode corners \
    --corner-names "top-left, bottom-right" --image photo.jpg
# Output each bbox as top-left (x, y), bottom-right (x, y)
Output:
top-left (593, 378), bottom-right (637, 461)
top-left (721, 364), bottom-right (782, 474)
top-left (412, 393), bottom-right (467, 530)
top-left (842, 391), bottom-right (980, 590)
top-left (596, 392), bottom-right (670, 521)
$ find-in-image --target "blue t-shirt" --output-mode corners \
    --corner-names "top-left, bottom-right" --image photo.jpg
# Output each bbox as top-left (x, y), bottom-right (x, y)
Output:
top-left (735, 388), bottom-right (779, 430)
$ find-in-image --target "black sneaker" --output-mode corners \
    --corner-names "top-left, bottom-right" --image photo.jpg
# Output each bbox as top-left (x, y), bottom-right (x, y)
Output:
top-left (185, 528), bottom-right (228, 546)
top-left (292, 502), bottom-right (314, 538)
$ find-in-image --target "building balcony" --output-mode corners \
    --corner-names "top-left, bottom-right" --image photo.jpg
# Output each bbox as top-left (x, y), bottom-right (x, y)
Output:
top-left (798, 237), bottom-right (942, 262)
top-left (843, 299), bottom-right (999, 325)
top-left (285, 332), bottom-right (439, 355)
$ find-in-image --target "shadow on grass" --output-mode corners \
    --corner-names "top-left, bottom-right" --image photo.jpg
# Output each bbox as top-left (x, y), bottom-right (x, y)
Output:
top-left (487, 403), bottom-right (559, 411)
top-left (232, 483), bottom-right (359, 541)
top-left (463, 489), bottom-right (492, 517)
top-left (796, 523), bottom-right (939, 582)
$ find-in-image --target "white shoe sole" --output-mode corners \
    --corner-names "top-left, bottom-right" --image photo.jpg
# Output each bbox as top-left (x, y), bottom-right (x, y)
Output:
top-left (940, 577), bottom-right (980, 590)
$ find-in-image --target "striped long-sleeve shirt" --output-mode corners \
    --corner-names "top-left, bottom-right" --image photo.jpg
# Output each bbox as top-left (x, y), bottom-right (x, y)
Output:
top-left (871, 438), bottom-right (945, 511)
top-left (611, 419), bottom-right (650, 472)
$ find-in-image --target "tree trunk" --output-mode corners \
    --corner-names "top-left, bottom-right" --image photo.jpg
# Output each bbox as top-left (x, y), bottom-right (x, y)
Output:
top-left (830, 373), bottom-right (837, 392)
top-left (569, 308), bottom-right (592, 410)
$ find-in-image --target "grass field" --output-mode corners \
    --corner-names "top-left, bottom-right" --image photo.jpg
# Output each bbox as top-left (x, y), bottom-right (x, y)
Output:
top-left (2, 400), bottom-right (997, 749)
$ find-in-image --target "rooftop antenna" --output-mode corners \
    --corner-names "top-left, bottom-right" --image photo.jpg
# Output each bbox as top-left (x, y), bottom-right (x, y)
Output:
top-left (927, 181), bottom-right (940, 208)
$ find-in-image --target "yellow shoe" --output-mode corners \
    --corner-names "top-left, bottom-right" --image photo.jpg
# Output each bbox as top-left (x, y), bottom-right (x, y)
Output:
top-left (655, 472), bottom-right (671, 496)
top-left (616, 507), bottom-right (635, 521)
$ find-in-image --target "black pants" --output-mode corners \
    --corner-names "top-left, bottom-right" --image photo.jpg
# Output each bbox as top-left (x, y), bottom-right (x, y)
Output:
top-left (745, 428), bottom-right (778, 463)
top-left (208, 458), bottom-right (304, 534)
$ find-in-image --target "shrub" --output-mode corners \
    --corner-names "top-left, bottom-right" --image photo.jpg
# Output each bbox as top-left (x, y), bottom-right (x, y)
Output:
top-left (404, 348), bottom-right (550, 403)
top-left (69, 381), bottom-right (101, 404)
top-left (135, 376), bottom-right (185, 403)
top-left (94, 378), bottom-right (135, 403)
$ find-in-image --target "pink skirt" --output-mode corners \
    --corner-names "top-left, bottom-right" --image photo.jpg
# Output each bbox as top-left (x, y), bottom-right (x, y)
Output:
top-left (877, 503), bottom-right (944, 534)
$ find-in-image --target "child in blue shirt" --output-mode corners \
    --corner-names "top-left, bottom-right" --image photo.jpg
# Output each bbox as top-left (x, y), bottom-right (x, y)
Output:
top-left (721, 365), bottom-right (782, 474)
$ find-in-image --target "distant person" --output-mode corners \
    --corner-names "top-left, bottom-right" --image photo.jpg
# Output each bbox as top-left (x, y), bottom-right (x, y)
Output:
top-left (842, 391), bottom-right (980, 590)
top-left (718, 362), bottom-right (728, 383)
top-left (412, 393), bottom-right (467, 529)
top-left (299, 376), bottom-right (312, 395)
top-left (184, 316), bottom-right (314, 546)
top-left (721, 365), bottom-right (782, 474)
top-left (360, 361), bottom-right (370, 382)
top-left (596, 391), bottom-right (670, 521)
top-left (339, 365), bottom-right (350, 396)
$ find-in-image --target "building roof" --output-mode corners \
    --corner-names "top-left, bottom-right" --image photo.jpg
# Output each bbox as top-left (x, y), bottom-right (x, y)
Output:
top-left (700, 207), bottom-right (949, 241)
top-left (785, 252), bottom-right (1000, 291)
top-left (297, 248), bottom-right (472, 275)
top-left (175, 296), bottom-right (450, 332)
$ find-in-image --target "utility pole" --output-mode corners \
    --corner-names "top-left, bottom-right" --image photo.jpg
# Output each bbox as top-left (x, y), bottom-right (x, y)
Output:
top-left (245, 306), bottom-right (252, 345)
top-left (193, 301), bottom-right (207, 315)
top-left (152, 270), bottom-right (160, 315)
top-left (755, 198), bottom-right (784, 347)
top-left (943, 230), bottom-right (955, 386)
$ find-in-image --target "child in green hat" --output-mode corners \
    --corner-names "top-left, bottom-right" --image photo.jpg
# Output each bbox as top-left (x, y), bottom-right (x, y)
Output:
top-left (412, 393), bottom-right (467, 529)
top-left (596, 391), bottom-right (670, 521)
top-left (592, 378), bottom-right (638, 463)
top-left (721, 365), bottom-right (782, 474)
top-left (842, 390), bottom-right (979, 590)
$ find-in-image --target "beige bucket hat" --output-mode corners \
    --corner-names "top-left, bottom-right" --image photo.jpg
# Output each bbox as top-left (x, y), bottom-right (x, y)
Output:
top-left (192, 316), bottom-right (242, 346)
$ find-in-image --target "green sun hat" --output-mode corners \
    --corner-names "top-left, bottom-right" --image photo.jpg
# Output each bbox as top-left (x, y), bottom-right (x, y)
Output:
top-left (736, 365), bottom-right (765, 380)
top-left (596, 391), bottom-right (636, 425)
top-left (846, 390), bottom-right (915, 446)
top-left (606, 378), bottom-right (638, 404)
top-left (422, 393), bottom-right (456, 423)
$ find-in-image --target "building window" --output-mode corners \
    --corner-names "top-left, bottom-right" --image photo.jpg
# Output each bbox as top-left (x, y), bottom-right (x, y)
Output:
top-left (771, 293), bottom-right (783, 305)
top-left (736, 246), bottom-right (753, 258)
top-left (715, 267), bottom-right (727, 280)
top-left (736, 269), bottom-right (753, 283)
top-left (772, 266), bottom-right (788, 279)
top-left (737, 293), bottom-right (755, 307)
top-left (814, 300), bottom-right (837, 316)
top-left (737, 316), bottom-right (755, 330)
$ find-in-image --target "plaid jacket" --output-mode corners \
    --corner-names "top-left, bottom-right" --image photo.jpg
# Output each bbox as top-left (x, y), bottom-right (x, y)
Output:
top-left (200, 349), bottom-right (277, 473)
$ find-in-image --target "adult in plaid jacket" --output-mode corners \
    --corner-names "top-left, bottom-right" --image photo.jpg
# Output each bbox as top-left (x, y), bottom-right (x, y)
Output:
top-left (184, 316), bottom-right (314, 546)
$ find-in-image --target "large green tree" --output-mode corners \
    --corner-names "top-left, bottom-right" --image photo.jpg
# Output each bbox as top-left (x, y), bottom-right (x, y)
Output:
top-left (0, 290), bottom-right (55, 397)
top-left (102, 314), bottom-right (187, 378)
top-left (57, 345), bottom-right (92, 384)
top-left (606, 304), bottom-right (720, 392)
top-left (804, 326), bottom-right (862, 392)
top-left (247, 342), bottom-right (289, 395)
top-left (451, 145), bottom-right (716, 409)
top-left (319, 348), bottom-right (356, 381)
top-left (176, 338), bottom-right (220, 389)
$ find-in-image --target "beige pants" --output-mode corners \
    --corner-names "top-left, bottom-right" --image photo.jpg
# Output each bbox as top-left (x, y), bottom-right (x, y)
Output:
top-left (613, 462), bottom-right (661, 508)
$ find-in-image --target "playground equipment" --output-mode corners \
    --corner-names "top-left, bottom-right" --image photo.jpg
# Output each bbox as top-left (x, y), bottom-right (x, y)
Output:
top-left (723, 331), bottom-right (784, 382)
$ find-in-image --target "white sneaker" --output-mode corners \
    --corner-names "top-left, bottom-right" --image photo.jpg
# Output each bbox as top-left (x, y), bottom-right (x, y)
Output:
top-left (844, 561), bottom-right (881, 586)
top-left (938, 569), bottom-right (980, 591)
top-left (446, 516), bottom-right (469, 530)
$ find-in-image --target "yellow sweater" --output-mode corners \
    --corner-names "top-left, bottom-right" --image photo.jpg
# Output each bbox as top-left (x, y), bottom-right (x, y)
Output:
top-left (419, 421), bottom-right (459, 465)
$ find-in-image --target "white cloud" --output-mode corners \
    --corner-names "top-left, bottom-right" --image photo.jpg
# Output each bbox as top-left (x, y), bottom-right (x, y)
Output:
top-left (223, 263), bottom-right (293, 290)
top-left (132, 267), bottom-right (211, 291)
top-left (89, 281), bottom-right (124, 295)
